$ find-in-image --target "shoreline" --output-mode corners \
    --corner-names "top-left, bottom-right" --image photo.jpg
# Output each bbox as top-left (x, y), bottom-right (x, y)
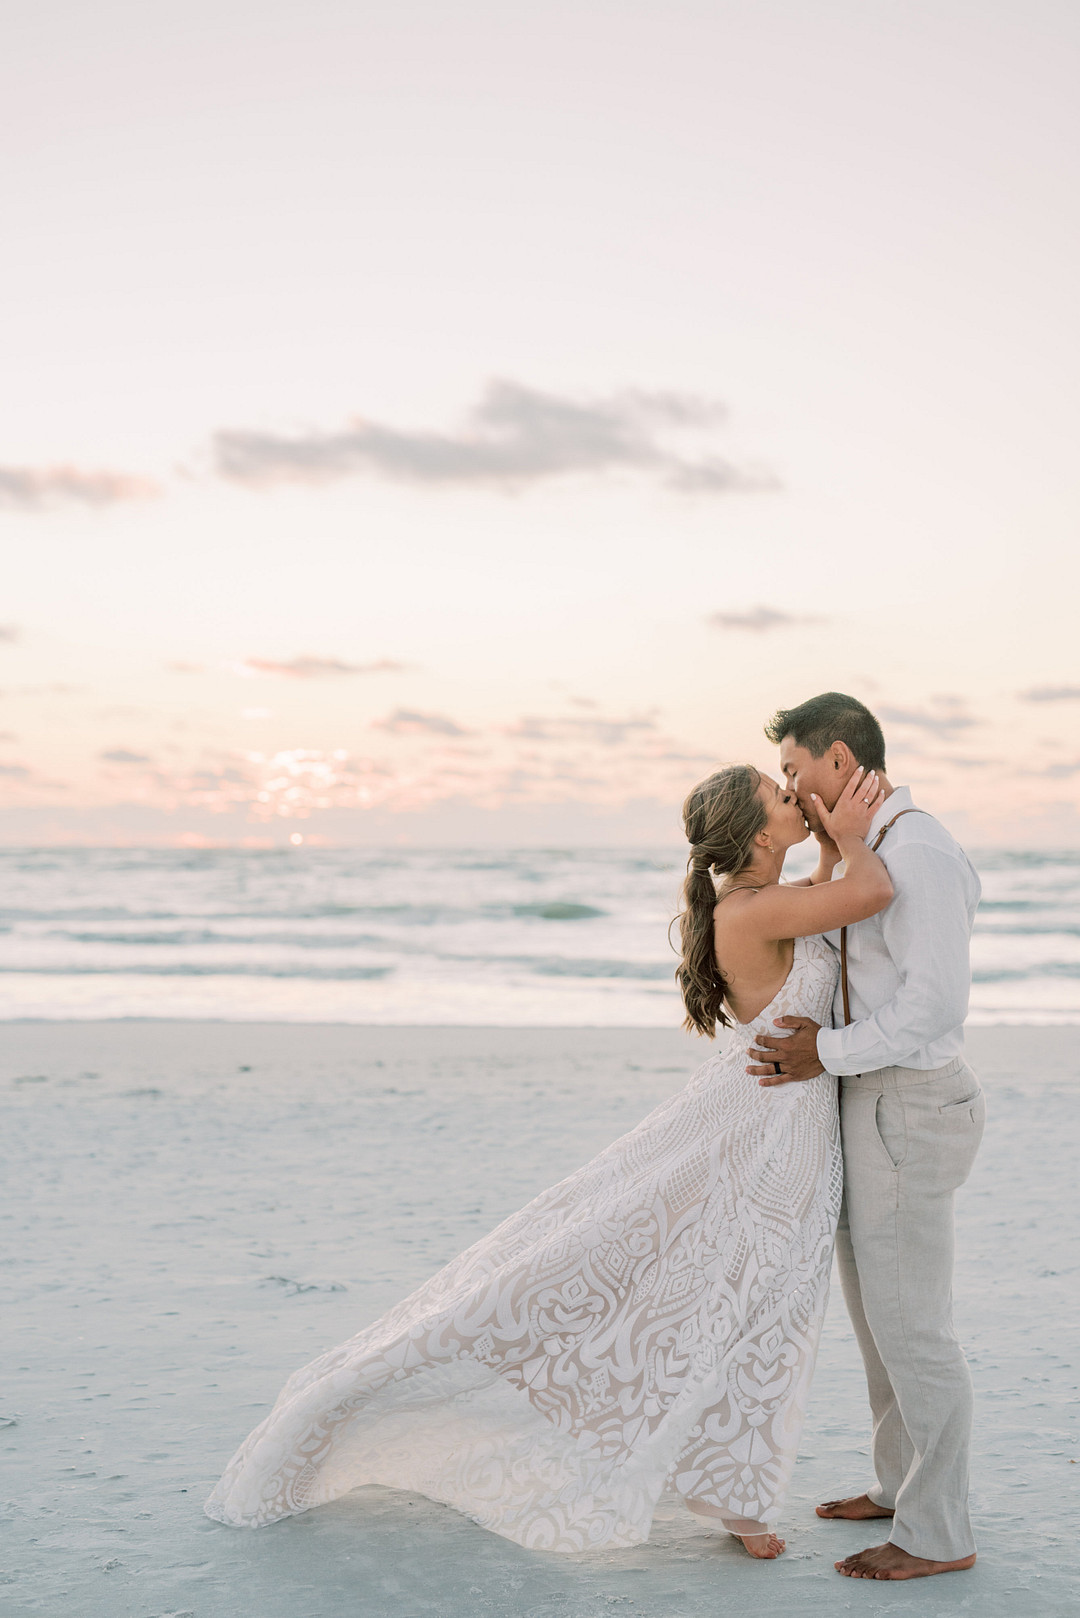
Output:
top-left (3, 1015), bottom-right (1078, 1031)
top-left (3, 1021), bottom-right (1079, 1081)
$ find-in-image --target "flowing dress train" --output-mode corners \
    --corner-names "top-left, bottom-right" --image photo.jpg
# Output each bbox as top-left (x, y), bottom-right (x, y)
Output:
top-left (206, 934), bottom-right (841, 1552)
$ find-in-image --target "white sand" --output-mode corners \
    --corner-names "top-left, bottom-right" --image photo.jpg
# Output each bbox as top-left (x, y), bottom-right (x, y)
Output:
top-left (2, 1022), bottom-right (1077, 1617)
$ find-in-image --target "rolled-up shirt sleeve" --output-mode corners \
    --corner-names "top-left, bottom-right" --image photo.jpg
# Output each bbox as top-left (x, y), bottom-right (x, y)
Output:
top-left (816, 843), bottom-right (973, 1075)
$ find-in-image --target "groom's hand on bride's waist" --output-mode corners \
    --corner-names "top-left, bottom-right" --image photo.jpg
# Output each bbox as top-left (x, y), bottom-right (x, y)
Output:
top-left (747, 1018), bottom-right (826, 1085)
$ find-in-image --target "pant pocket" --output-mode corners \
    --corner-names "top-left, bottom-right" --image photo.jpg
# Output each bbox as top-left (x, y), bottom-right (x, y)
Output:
top-left (874, 1093), bottom-right (906, 1169)
top-left (937, 1089), bottom-right (986, 1190)
top-left (939, 1088), bottom-right (983, 1114)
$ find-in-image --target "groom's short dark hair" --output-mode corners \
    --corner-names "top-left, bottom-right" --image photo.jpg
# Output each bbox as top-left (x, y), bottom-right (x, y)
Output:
top-left (764, 692), bottom-right (886, 771)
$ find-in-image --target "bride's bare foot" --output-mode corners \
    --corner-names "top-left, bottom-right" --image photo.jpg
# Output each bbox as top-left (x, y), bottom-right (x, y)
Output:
top-left (685, 1500), bottom-right (785, 1557)
top-left (816, 1492), bottom-right (895, 1521)
top-left (836, 1542), bottom-right (976, 1580)
top-left (735, 1531), bottom-right (786, 1559)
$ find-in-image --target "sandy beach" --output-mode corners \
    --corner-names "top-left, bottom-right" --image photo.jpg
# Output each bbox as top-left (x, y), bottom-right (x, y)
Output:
top-left (3, 1020), bottom-right (1077, 1617)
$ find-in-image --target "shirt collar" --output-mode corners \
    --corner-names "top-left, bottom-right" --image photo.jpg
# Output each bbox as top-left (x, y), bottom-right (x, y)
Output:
top-left (866, 782), bottom-right (913, 845)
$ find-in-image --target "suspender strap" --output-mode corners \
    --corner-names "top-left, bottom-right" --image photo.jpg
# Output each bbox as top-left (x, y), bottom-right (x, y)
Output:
top-left (868, 807), bottom-right (927, 855)
top-left (839, 808), bottom-right (927, 1027)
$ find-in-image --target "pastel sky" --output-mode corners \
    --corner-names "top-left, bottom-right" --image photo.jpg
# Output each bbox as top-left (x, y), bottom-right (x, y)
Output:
top-left (2, 0), bottom-right (1079, 847)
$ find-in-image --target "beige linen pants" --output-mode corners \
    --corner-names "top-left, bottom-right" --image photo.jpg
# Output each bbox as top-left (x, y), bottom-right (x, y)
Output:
top-left (836, 1056), bottom-right (985, 1562)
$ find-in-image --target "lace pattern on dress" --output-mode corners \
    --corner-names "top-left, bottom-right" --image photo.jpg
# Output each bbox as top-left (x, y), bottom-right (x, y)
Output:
top-left (205, 933), bottom-right (842, 1551)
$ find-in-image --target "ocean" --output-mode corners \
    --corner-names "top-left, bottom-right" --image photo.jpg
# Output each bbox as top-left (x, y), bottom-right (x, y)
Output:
top-left (0, 845), bottom-right (1076, 1025)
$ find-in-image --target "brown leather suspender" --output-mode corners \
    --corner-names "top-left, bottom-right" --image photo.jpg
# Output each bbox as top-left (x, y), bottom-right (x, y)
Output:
top-left (839, 808), bottom-right (927, 1027)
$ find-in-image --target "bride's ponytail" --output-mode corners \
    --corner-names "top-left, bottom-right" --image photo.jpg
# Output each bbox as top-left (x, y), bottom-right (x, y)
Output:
top-left (675, 765), bottom-right (767, 1037)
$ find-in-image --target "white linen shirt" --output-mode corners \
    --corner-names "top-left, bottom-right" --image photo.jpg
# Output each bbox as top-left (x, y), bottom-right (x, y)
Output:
top-left (815, 786), bottom-right (982, 1076)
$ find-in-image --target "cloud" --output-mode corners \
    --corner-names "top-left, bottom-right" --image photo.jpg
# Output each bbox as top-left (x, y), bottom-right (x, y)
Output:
top-left (239, 656), bottom-right (408, 679)
top-left (503, 714), bottom-right (660, 747)
top-left (100, 749), bottom-right (153, 765)
top-left (0, 762), bottom-right (31, 777)
top-left (373, 708), bottom-right (472, 737)
top-left (167, 661), bottom-right (205, 674)
top-left (1020, 685), bottom-right (1080, 703)
top-left (1037, 760), bottom-right (1080, 778)
top-left (877, 701), bottom-right (978, 736)
top-left (0, 465), bottom-right (160, 510)
top-left (0, 625), bottom-right (20, 643)
top-left (651, 747), bottom-right (718, 764)
top-left (707, 606), bottom-right (824, 632)
top-left (213, 380), bottom-right (772, 495)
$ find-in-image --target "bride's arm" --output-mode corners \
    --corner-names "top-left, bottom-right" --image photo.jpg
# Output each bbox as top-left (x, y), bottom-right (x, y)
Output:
top-left (727, 769), bottom-right (892, 941)
top-left (785, 829), bottom-right (842, 888)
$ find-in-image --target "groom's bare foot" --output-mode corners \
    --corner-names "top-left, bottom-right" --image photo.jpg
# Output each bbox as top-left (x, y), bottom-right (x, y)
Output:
top-left (737, 1531), bottom-right (786, 1559)
top-left (836, 1542), bottom-right (976, 1580)
top-left (816, 1493), bottom-right (895, 1521)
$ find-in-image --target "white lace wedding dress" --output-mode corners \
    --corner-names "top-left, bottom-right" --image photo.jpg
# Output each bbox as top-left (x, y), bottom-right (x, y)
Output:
top-left (206, 934), bottom-right (841, 1551)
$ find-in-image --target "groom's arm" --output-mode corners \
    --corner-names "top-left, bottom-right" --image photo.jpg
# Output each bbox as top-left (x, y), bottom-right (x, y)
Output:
top-left (815, 841), bottom-right (974, 1076)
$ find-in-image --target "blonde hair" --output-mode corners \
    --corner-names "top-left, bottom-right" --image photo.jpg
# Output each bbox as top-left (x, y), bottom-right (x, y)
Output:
top-left (675, 764), bottom-right (767, 1036)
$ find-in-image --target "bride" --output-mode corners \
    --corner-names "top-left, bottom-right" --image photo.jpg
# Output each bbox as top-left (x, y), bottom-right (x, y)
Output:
top-left (206, 764), bottom-right (891, 1559)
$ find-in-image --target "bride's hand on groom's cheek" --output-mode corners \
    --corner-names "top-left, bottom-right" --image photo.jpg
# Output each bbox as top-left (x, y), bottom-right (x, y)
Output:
top-left (814, 766), bottom-right (885, 842)
top-left (747, 1017), bottom-right (826, 1084)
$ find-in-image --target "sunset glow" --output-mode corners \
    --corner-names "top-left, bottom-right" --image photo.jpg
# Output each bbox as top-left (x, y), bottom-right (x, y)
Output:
top-left (3, 2), bottom-right (1078, 847)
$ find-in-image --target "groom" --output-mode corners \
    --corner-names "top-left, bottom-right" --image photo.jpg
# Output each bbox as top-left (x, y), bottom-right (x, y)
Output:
top-left (746, 692), bottom-right (985, 1582)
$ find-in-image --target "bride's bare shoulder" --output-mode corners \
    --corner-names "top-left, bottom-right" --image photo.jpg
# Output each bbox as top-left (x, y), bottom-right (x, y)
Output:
top-left (712, 884), bottom-right (770, 928)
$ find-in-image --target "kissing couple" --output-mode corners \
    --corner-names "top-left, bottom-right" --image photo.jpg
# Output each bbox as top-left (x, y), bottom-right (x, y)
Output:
top-left (206, 692), bottom-right (985, 1583)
